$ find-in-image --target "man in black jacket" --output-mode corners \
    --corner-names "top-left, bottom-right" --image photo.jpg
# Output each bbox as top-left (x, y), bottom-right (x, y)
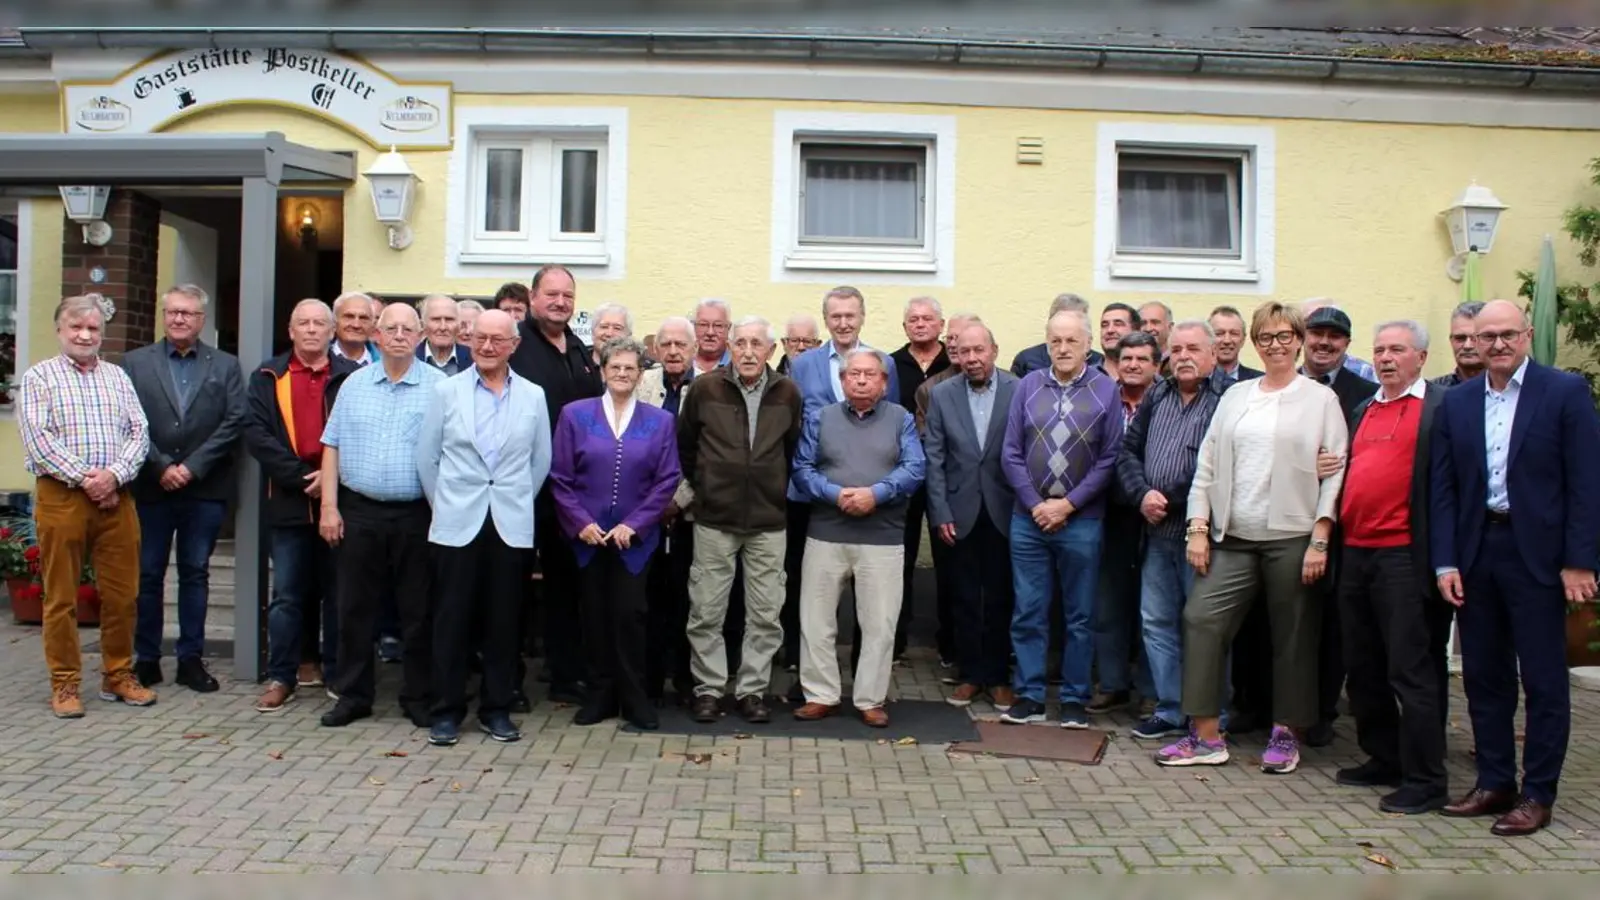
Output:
top-left (241, 298), bottom-right (358, 713)
top-left (508, 265), bottom-right (602, 706)
top-left (123, 284), bottom-right (246, 692)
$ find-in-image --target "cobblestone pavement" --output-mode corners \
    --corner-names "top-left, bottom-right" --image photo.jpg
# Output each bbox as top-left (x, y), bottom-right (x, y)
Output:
top-left (1, 618), bottom-right (1598, 874)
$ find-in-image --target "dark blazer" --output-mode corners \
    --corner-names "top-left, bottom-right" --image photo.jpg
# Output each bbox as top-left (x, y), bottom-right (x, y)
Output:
top-left (122, 340), bottom-right (246, 504)
top-left (1210, 362), bottom-right (1263, 392)
top-left (1010, 342), bottom-right (1103, 378)
top-left (1430, 360), bottom-right (1600, 587)
top-left (415, 342), bottom-right (472, 371)
top-left (923, 370), bottom-right (1018, 539)
top-left (1307, 364), bottom-right (1377, 421)
top-left (1346, 381), bottom-right (1446, 597)
top-left (242, 352), bottom-right (360, 527)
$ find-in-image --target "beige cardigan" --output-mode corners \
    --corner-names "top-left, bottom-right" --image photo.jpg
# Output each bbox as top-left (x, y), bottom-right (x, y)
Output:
top-left (1187, 375), bottom-right (1349, 541)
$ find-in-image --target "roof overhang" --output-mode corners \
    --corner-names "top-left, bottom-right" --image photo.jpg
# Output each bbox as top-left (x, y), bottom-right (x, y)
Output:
top-left (0, 131), bottom-right (355, 187)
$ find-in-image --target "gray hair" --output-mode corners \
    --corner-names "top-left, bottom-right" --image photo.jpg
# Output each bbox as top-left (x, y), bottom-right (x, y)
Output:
top-left (1046, 308), bottom-right (1091, 339)
top-left (377, 302), bottom-right (421, 329)
top-left (732, 315), bottom-right (772, 342)
top-left (1171, 319), bottom-right (1216, 344)
top-left (785, 313), bottom-right (819, 335)
top-left (416, 293), bottom-right (458, 317)
top-left (290, 298), bottom-right (334, 324)
top-left (598, 336), bottom-right (649, 368)
top-left (841, 347), bottom-right (889, 377)
top-left (822, 285), bottom-right (866, 317)
top-left (457, 299), bottom-right (485, 314)
top-left (656, 316), bottom-right (694, 344)
top-left (1138, 300), bottom-right (1174, 321)
top-left (957, 321), bottom-right (998, 348)
top-left (54, 294), bottom-right (106, 325)
top-left (333, 291), bottom-right (374, 315)
top-left (905, 296), bottom-right (944, 318)
top-left (163, 283), bottom-right (209, 308)
top-left (592, 302), bottom-right (634, 336)
top-left (1450, 300), bottom-right (1486, 321)
top-left (1374, 319), bottom-right (1430, 352)
top-left (691, 297), bottom-right (732, 321)
top-left (1049, 293), bottom-right (1090, 317)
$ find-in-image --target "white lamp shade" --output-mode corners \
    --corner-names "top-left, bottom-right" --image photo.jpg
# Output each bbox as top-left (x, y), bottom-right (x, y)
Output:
top-left (59, 185), bottom-right (110, 222)
top-left (362, 147), bottom-right (419, 225)
top-left (1443, 182), bottom-right (1508, 255)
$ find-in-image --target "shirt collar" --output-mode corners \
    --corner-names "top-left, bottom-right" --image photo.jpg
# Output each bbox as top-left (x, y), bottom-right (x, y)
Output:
top-left (428, 343), bottom-right (458, 366)
top-left (1047, 365), bottom-right (1089, 389)
top-left (60, 353), bottom-right (99, 373)
top-left (738, 370), bottom-right (768, 394)
top-left (1487, 357), bottom-right (1530, 395)
top-left (966, 369), bottom-right (996, 392)
top-left (840, 398), bottom-right (882, 418)
top-left (372, 357), bottom-right (423, 385)
top-left (828, 340), bottom-right (874, 360)
top-left (1373, 377), bottom-right (1427, 404)
top-left (288, 354), bottom-right (329, 374)
top-left (165, 338), bottom-right (198, 359)
top-left (332, 341), bottom-right (373, 364)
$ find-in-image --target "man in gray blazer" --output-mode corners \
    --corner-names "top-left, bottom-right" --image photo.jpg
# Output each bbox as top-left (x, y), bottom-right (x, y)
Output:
top-left (924, 321), bottom-right (1018, 711)
top-left (122, 284), bottom-right (246, 693)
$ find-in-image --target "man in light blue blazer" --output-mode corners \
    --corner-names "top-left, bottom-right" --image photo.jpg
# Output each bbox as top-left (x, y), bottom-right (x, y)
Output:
top-left (416, 310), bottom-right (553, 747)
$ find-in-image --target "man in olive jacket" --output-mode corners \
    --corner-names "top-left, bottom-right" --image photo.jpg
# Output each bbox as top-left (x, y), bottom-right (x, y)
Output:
top-left (678, 317), bottom-right (804, 725)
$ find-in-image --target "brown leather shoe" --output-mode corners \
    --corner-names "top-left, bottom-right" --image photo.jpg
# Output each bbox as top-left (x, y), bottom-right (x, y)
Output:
top-left (296, 662), bottom-right (323, 687)
top-left (1490, 797), bottom-right (1552, 837)
top-left (947, 683), bottom-right (983, 707)
top-left (792, 701), bottom-right (838, 721)
top-left (51, 683), bottom-right (85, 719)
top-left (861, 706), bottom-right (889, 728)
top-left (255, 680), bottom-right (296, 714)
top-left (1440, 787), bottom-right (1518, 818)
top-left (988, 686), bottom-right (1017, 711)
top-left (737, 695), bottom-right (771, 724)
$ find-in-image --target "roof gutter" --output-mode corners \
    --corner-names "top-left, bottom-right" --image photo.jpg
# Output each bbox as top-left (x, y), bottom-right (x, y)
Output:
top-left (12, 27), bottom-right (1599, 93)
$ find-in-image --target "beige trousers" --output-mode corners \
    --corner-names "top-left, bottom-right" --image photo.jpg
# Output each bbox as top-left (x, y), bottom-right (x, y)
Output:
top-left (686, 525), bottom-right (787, 700)
top-left (798, 537), bottom-right (904, 710)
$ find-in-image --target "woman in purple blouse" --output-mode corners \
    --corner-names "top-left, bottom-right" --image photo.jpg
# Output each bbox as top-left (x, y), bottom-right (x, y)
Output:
top-left (549, 336), bottom-right (681, 730)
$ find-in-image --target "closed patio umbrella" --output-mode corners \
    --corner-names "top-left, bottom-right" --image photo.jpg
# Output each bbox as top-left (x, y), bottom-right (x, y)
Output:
top-left (1531, 235), bottom-right (1559, 366)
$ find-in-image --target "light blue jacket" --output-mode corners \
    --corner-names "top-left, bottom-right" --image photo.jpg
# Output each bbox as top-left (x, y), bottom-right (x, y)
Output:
top-left (416, 368), bottom-right (552, 548)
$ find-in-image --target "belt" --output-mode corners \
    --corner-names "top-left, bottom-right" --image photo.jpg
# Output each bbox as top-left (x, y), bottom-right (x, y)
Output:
top-left (1485, 509), bottom-right (1511, 525)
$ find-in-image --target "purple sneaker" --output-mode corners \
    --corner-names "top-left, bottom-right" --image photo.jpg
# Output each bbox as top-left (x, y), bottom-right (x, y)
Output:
top-left (1154, 729), bottom-right (1229, 767)
top-left (1260, 725), bottom-right (1300, 774)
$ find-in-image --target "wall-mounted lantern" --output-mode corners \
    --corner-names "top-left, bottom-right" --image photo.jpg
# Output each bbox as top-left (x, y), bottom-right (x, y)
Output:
top-left (1443, 181), bottom-right (1507, 282)
top-left (362, 147), bottom-right (418, 251)
top-left (59, 185), bottom-right (112, 247)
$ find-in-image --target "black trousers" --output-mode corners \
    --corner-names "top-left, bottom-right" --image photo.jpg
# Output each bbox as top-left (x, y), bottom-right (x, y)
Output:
top-left (332, 491), bottom-right (432, 711)
top-left (580, 547), bottom-right (652, 720)
top-left (781, 500), bottom-right (811, 666)
top-left (899, 488), bottom-right (954, 660)
top-left (431, 517), bottom-right (530, 723)
top-left (1339, 545), bottom-right (1451, 793)
top-left (537, 509), bottom-right (586, 688)
top-left (646, 517), bottom-right (694, 698)
top-left (950, 507), bottom-right (1013, 687)
top-left (1316, 575), bottom-right (1345, 725)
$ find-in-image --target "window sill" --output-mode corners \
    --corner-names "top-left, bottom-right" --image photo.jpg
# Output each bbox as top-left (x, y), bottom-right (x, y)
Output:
top-left (1108, 259), bottom-right (1260, 283)
top-left (457, 249), bottom-right (612, 267)
top-left (784, 250), bottom-right (938, 274)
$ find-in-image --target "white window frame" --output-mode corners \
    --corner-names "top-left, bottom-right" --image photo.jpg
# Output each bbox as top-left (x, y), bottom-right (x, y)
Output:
top-left (772, 111), bottom-right (956, 286)
top-left (0, 199), bottom-right (30, 413)
top-left (1095, 122), bottom-right (1275, 294)
top-left (447, 106), bottom-right (628, 280)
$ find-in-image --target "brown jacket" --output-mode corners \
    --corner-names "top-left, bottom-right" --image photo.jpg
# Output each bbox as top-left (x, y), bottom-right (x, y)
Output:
top-left (677, 366), bottom-right (803, 534)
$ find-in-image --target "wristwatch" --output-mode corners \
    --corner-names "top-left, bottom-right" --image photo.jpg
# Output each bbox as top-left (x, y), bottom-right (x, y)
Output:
top-left (1310, 538), bottom-right (1329, 552)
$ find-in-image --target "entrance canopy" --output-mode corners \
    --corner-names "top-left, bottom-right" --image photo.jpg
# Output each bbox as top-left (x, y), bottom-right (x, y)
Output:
top-left (0, 131), bottom-right (354, 186)
top-left (0, 131), bottom-right (354, 682)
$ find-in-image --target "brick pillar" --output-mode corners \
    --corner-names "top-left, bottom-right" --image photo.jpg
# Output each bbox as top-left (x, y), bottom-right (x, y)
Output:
top-left (60, 189), bottom-right (160, 363)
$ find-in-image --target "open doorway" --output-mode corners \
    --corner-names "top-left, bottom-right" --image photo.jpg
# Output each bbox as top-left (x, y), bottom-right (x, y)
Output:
top-left (276, 193), bottom-right (345, 354)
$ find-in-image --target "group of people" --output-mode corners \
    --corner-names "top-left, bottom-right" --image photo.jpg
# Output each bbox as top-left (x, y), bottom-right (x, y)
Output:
top-left (14, 269), bottom-right (1598, 839)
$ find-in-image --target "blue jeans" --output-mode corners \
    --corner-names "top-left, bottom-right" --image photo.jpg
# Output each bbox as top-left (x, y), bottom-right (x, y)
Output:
top-left (1010, 513), bottom-right (1102, 706)
top-left (135, 496), bottom-right (226, 663)
top-left (267, 524), bottom-right (339, 686)
top-left (1142, 534), bottom-right (1230, 728)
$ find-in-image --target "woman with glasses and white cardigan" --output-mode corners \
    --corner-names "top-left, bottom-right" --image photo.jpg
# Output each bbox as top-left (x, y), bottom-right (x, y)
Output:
top-left (1154, 300), bottom-right (1348, 776)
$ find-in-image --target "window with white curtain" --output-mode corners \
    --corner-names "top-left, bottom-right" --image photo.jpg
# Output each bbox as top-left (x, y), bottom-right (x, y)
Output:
top-left (799, 144), bottom-right (927, 246)
top-left (1116, 152), bottom-right (1243, 258)
top-left (1, 203), bottom-right (18, 401)
top-left (466, 133), bottom-right (607, 258)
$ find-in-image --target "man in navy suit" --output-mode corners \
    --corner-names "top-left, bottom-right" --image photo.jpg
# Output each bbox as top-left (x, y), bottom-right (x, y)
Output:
top-left (416, 294), bottom-right (473, 376)
top-left (1431, 299), bottom-right (1600, 836)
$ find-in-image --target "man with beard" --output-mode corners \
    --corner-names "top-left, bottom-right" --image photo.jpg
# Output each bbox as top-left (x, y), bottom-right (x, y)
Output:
top-left (1433, 301), bottom-right (1487, 388)
top-left (509, 265), bottom-right (602, 707)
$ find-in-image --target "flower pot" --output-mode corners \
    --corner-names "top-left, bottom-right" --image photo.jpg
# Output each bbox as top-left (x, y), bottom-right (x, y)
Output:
top-left (1566, 602), bottom-right (1600, 667)
top-left (7, 578), bottom-right (43, 625)
top-left (75, 583), bottom-right (100, 627)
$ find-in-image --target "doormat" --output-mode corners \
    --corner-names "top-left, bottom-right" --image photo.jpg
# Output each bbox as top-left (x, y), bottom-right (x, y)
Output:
top-left (622, 698), bottom-right (980, 743)
top-left (949, 721), bottom-right (1109, 765)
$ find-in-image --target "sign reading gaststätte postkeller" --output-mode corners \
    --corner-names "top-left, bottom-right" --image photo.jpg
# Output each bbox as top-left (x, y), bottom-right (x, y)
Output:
top-left (62, 48), bottom-right (453, 148)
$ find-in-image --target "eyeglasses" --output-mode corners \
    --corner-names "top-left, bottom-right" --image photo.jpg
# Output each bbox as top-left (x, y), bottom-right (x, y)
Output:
top-left (1449, 333), bottom-right (1477, 345)
top-left (695, 321), bottom-right (731, 333)
top-left (378, 325), bottom-right (421, 337)
top-left (164, 309), bottom-right (202, 320)
top-left (1360, 405), bottom-right (1408, 443)
top-left (473, 334), bottom-right (514, 348)
top-left (784, 337), bottom-right (821, 348)
top-left (1474, 329), bottom-right (1528, 348)
top-left (1254, 330), bottom-right (1298, 347)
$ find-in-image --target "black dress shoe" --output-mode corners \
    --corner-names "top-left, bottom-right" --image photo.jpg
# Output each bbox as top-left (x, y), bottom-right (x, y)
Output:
top-left (626, 711), bottom-right (660, 731)
top-left (174, 657), bottom-right (219, 693)
top-left (1335, 759), bottom-right (1403, 788)
top-left (549, 683), bottom-right (585, 705)
top-left (401, 702), bottom-right (432, 729)
top-left (573, 701), bottom-right (617, 726)
top-left (320, 700), bottom-right (372, 728)
top-left (509, 690), bottom-right (533, 714)
top-left (1379, 786), bottom-right (1450, 815)
top-left (691, 694), bottom-right (722, 723)
top-left (1303, 720), bottom-right (1335, 748)
top-left (134, 659), bottom-right (164, 687)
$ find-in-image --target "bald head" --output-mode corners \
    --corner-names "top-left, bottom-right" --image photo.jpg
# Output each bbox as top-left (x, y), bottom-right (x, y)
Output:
top-left (475, 308), bottom-right (517, 339)
top-left (470, 309), bottom-right (520, 376)
top-left (1475, 299), bottom-right (1531, 384)
top-left (374, 302), bottom-right (422, 363)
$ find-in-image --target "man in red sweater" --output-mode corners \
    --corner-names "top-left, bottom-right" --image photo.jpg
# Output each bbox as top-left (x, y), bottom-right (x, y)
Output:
top-left (1335, 320), bottom-right (1452, 815)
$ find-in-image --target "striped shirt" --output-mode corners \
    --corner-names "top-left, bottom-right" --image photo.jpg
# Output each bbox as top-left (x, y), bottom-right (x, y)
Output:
top-left (322, 358), bottom-right (445, 501)
top-left (1139, 379), bottom-right (1223, 539)
top-left (17, 354), bottom-right (150, 487)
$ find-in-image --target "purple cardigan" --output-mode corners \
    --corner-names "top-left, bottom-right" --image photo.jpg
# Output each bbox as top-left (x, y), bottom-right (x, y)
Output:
top-left (1001, 365), bottom-right (1123, 520)
top-left (549, 397), bottom-right (682, 574)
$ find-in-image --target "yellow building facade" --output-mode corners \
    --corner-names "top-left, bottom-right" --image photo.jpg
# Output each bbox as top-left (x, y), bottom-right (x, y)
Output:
top-left (3, 36), bottom-right (1599, 492)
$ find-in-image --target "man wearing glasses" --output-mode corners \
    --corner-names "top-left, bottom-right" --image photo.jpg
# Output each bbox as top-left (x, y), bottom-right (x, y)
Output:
top-left (1432, 301), bottom-right (1487, 388)
top-left (122, 285), bottom-right (245, 694)
top-left (778, 315), bottom-right (821, 376)
top-left (1431, 300), bottom-right (1600, 837)
top-left (692, 298), bottom-right (734, 376)
top-left (316, 303), bottom-right (446, 729)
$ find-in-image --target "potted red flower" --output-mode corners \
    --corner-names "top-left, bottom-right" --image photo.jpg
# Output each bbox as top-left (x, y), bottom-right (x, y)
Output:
top-left (0, 515), bottom-right (100, 626)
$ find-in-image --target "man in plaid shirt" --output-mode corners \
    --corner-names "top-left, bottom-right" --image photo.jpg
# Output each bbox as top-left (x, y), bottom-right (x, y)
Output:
top-left (17, 295), bottom-right (157, 718)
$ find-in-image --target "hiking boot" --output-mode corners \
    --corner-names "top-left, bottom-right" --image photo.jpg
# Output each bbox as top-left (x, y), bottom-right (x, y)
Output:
top-left (100, 671), bottom-right (157, 707)
top-left (255, 680), bottom-right (296, 713)
top-left (51, 683), bottom-right (85, 719)
top-left (946, 683), bottom-right (983, 708)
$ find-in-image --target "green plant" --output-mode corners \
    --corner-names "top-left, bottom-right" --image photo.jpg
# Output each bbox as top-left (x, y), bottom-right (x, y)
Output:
top-left (1520, 155), bottom-right (1600, 406)
top-left (0, 512), bottom-right (93, 586)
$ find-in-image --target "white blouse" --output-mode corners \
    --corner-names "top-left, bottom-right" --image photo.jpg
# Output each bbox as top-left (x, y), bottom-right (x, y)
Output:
top-left (1227, 379), bottom-right (1305, 542)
